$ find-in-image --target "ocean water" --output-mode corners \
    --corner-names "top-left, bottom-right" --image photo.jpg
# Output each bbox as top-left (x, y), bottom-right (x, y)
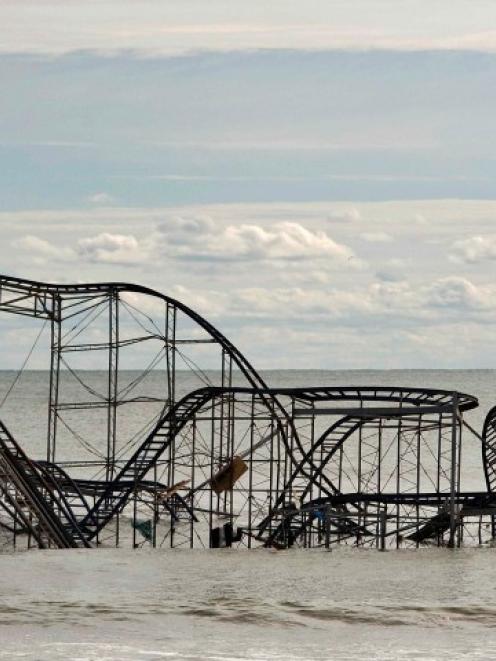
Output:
top-left (1, 369), bottom-right (496, 661)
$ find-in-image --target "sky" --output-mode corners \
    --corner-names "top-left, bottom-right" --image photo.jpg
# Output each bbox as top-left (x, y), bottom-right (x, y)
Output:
top-left (1, 1), bottom-right (496, 369)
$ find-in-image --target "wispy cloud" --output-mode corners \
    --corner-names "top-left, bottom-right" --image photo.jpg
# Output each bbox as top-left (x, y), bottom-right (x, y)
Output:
top-left (1, 49), bottom-right (494, 208)
top-left (3, 3), bottom-right (496, 55)
top-left (87, 192), bottom-right (115, 205)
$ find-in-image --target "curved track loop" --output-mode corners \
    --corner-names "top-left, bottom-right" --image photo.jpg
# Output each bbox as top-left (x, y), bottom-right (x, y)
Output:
top-left (37, 385), bottom-right (479, 543)
top-left (0, 274), bottom-right (307, 521)
top-left (0, 274), bottom-right (269, 392)
top-left (260, 387), bottom-right (478, 545)
top-left (0, 276), bottom-right (482, 548)
top-left (482, 406), bottom-right (496, 491)
top-left (266, 387), bottom-right (476, 502)
top-left (272, 385), bottom-right (477, 411)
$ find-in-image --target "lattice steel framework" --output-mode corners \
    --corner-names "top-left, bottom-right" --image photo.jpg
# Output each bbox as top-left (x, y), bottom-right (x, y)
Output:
top-left (0, 274), bottom-right (495, 552)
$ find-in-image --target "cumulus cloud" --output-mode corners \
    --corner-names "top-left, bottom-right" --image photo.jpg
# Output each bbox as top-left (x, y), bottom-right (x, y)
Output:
top-left (5, 200), bottom-right (496, 368)
top-left (15, 217), bottom-right (355, 269)
top-left (157, 217), bottom-right (355, 263)
top-left (450, 235), bottom-right (496, 264)
top-left (76, 233), bottom-right (145, 265)
top-left (13, 235), bottom-right (74, 262)
top-left (160, 216), bottom-right (215, 247)
top-left (14, 235), bottom-right (60, 256)
top-left (207, 276), bottom-right (496, 326)
top-left (425, 276), bottom-right (488, 310)
top-left (371, 277), bottom-right (493, 316)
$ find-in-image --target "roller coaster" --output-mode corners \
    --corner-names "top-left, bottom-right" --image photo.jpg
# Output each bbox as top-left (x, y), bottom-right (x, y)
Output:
top-left (0, 274), bottom-right (495, 551)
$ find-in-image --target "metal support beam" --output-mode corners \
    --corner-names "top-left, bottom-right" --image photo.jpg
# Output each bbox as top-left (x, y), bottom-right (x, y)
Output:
top-left (448, 393), bottom-right (460, 548)
top-left (106, 290), bottom-right (119, 482)
top-left (47, 294), bottom-right (62, 463)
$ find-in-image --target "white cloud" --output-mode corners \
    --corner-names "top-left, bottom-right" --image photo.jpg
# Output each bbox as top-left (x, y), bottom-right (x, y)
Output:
top-left (14, 235), bottom-right (60, 257)
top-left (157, 217), bottom-right (355, 263)
top-left (14, 216), bottom-right (357, 269)
top-left (13, 235), bottom-right (74, 263)
top-left (6, 201), bottom-right (496, 368)
top-left (360, 231), bottom-right (393, 243)
top-left (160, 215), bottom-right (216, 244)
top-left (425, 276), bottom-right (489, 310)
top-left (375, 258), bottom-right (407, 283)
top-left (76, 233), bottom-right (145, 265)
top-left (327, 208), bottom-right (361, 224)
top-left (4, 3), bottom-right (496, 55)
top-left (88, 192), bottom-right (115, 205)
top-left (451, 235), bottom-right (496, 264)
top-left (211, 276), bottom-right (496, 325)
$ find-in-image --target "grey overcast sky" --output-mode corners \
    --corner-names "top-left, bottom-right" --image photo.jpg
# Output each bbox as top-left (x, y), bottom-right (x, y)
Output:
top-left (1, 1), bottom-right (496, 368)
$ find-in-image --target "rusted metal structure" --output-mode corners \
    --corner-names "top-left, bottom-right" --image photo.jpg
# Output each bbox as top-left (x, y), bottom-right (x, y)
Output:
top-left (0, 274), bottom-right (495, 551)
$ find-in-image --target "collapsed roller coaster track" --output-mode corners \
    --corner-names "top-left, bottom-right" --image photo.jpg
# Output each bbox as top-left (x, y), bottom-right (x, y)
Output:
top-left (0, 274), bottom-right (495, 551)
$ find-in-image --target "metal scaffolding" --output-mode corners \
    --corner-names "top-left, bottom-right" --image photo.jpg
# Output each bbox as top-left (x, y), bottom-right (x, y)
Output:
top-left (0, 274), bottom-right (495, 552)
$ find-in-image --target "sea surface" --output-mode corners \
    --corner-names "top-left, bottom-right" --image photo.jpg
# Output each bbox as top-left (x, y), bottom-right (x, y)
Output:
top-left (1, 369), bottom-right (496, 661)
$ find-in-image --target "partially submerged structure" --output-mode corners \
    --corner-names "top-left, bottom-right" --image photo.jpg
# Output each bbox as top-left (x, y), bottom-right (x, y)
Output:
top-left (0, 274), bottom-right (495, 551)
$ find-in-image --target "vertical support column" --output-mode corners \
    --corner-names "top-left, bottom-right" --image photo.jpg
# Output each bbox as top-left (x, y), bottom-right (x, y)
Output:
top-left (436, 410), bottom-right (443, 547)
top-left (395, 396), bottom-right (403, 549)
top-left (337, 442), bottom-right (343, 545)
top-left (165, 303), bottom-right (176, 546)
top-left (356, 400), bottom-right (363, 546)
top-left (436, 411), bottom-right (442, 492)
top-left (208, 396), bottom-right (215, 547)
top-left (379, 507), bottom-right (387, 551)
top-left (165, 302), bottom-right (176, 410)
top-left (219, 350), bottom-right (234, 523)
top-left (267, 399), bottom-right (276, 540)
top-left (247, 393), bottom-right (255, 549)
top-left (448, 393), bottom-right (460, 548)
top-left (152, 462), bottom-right (157, 549)
top-left (289, 397), bottom-right (297, 509)
top-left (47, 294), bottom-right (62, 464)
top-left (190, 418), bottom-right (197, 548)
top-left (132, 486), bottom-right (138, 548)
top-left (376, 418), bottom-right (383, 546)
top-left (268, 399), bottom-right (283, 543)
top-left (308, 404), bottom-right (316, 508)
top-left (324, 504), bottom-right (331, 550)
top-left (106, 289), bottom-right (119, 482)
top-left (457, 409), bottom-right (463, 547)
top-left (415, 413), bottom-right (422, 548)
